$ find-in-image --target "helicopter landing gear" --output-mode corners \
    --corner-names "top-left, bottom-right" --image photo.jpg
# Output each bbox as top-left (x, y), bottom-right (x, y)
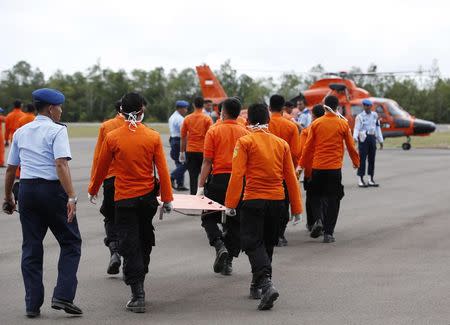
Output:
top-left (402, 136), bottom-right (411, 150)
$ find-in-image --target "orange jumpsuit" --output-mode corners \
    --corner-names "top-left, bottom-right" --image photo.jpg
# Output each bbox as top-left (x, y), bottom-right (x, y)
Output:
top-left (5, 108), bottom-right (25, 142)
top-left (268, 112), bottom-right (300, 167)
top-left (215, 116), bottom-right (247, 127)
top-left (17, 113), bottom-right (36, 129)
top-left (0, 116), bottom-right (5, 166)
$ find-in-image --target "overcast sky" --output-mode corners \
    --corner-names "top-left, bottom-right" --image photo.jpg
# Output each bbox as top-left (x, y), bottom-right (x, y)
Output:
top-left (0, 0), bottom-right (449, 80)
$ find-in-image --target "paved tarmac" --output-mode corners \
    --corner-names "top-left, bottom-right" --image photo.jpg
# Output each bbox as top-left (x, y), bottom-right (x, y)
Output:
top-left (0, 136), bottom-right (449, 325)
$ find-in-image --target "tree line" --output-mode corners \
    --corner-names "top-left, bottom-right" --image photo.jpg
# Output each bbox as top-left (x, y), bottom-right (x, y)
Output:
top-left (1, 60), bottom-right (449, 123)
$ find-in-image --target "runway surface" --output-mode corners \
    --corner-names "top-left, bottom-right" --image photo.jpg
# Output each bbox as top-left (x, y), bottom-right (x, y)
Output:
top-left (0, 136), bottom-right (449, 325)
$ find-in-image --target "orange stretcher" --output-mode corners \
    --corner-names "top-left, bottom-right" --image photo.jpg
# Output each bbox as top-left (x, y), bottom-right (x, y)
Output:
top-left (157, 194), bottom-right (226, 220)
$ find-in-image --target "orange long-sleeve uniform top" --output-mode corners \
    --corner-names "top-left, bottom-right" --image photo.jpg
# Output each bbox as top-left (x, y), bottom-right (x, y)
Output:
top-left (89, 114), bottom-right (125, 180)
top-left (5, 108), bottom-right (25, 141)
top-left (215, 116), bottom-right (247, 127)
top-left (225, 130), bottom-right (303, 214)
top-left (0, 116), bottom-right (5, 166)
top-left (299, 112), bottom-right (360, 170)
top-left (298, 126), bottom-right (312, 178)
top-left (181, 109), bottom-right (213, 152)
top-left (88, 123), bottom-right (173, 203)
top-left (268, 112), bottom-right (300, 167)
top-left (204, 120), bottom-right (250, 175)
top-left (17, 113), bottom-right (36, 128)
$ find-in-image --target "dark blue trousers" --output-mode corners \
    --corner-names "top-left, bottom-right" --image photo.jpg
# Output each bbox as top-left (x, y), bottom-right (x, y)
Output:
top-left (19, 180), bottom-right (82, 312)
top-left (358, 135), bottom-right (377, 177)
top-left (169, 137), bottom-right (187, 186)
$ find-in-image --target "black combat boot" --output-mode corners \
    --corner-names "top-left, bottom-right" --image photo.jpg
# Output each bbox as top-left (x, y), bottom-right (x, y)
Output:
top-left (257, 277), bottom-right (279, 311)
top-left (126, 282), bottom-right (145, 313)
top-left (107, 241), bottom-right (121, 275)
top-left (221, 256), bottom-right (233, 276)
top-left (249, 273), bottom-right (262, 299)
top-left (213, 239), bottom-right (228, 273)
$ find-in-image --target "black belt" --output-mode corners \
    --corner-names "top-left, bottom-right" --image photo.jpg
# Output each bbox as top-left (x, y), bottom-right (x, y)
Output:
top-left (170, 136), bottom-right (180, 139)
top-left (20, 178), bottom-right (60, 184)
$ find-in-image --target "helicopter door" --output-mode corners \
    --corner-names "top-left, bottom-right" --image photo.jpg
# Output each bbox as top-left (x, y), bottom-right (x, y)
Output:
top-left (375, 104), bottom-right (391, 129)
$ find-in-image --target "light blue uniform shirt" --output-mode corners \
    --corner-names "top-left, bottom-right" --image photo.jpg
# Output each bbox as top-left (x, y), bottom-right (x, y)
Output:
top-left (168, 110), bottom-right (184, 137)
top-left (7, 115), bottom-right (72, 180)
top-left (353, 111), bottom-right (384, 143)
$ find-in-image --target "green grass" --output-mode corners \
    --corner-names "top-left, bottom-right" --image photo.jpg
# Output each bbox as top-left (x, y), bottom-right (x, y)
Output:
top-left (384, 131), bottom-right (450, 149)
top-left (67, 123), bottom-right (169, 138)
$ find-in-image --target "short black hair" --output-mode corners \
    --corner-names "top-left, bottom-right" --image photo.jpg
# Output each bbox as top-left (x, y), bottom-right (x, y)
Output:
top-left (324, 95), bottom-right (339, 111)
top-left (204, 99), bottom-right (213, 104)
top-left (26, 103), bottom-right (35, 113)
top-left (13, 100), bottom-right (22, 108)
top-left (114, 100), bottom-right (122, 112)
top-left (248, 103), bottom-right (269, 125)
top-left (34, 102), bottom-right (49, 112)
top-left (269, 95), bottom-right (285, 111)
top-left (285, 101), bottom-right (294, 108)
top-left (194, 96), bottom-right (204, 108)
top-left (312, 104), bottom-right (325, 118)
top-left (223, 98), bottom-right (242, 119)
top-left (121, 92), bottom-right (145, 113)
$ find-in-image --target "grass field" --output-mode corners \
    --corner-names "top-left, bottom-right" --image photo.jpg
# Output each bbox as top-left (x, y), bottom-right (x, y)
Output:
top-left (68, 124), bottom-right (450, 149)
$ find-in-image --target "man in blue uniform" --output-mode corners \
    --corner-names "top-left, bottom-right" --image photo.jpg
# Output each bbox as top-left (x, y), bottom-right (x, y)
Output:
top-left (353, 99), bottom-right (384, 187)
top-left (168, 100), bottom-right (189, 191)
top-left (3, 88), bottom-right (82, 318)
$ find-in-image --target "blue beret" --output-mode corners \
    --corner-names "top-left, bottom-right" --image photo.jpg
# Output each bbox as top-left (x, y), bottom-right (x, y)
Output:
top-left (362, 99), bottom-right (373, 106)
top-left (32, 88), bottom-right (65, 105)
top-left (175, 100), bottom-right (189, 108)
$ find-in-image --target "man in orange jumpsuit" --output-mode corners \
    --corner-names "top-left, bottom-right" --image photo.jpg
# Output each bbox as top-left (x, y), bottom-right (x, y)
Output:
top-left (89, 100), bottom-right (125, 275)
top-left (0, 107), bottom-right (6, 167)
top-left (5, 100), bottom-right (25, 145)
top-left (197, 98), bottom-right (249, 275)
top-left (268, 95), bottom-right (300, 247)
top-left (88, 92), bottom-right (173, 313)
top-left (225, 103), bottom-right (302, 310)
top-left (17, 104), bottom-right (36, 128)
top-left (298, 104), bottom-right (325, 231)
top-left (180, 96), bottom-right (213, 194)
top-left (300, 96), bottom-right (360, 243)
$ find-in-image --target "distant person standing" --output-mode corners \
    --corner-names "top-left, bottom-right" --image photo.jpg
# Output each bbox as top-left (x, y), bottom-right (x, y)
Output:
top-left (5, 100), bottom-right (25, 145)
top-left (17, 103), bottom-right (36, 128)
top-left (88, 100), bottom-right (125, 275)
top-left (180, 96), bottom-right (213, 194)
top-left (297, 99), bottom-right (311, 130)
top-left (0, 107), bottom-right (6, 167)
top-left (203, 99), bottom-right (214, 118)
top-left (282, 101), bottom-right (296, 122)
top-left (3, 88), bottom-right (82, 317)
top-left (353, 99), bottom-right (384, 187)
top-left (168, 100), bottom-right (189, 191)
top-left (300, 95), bottom-right (359, 243)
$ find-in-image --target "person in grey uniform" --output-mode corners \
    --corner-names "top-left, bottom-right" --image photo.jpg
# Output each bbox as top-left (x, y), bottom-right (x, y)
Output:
top-left (353, 99), bottom-right (384, 187)
top-left (3, 88), bottom-right (82, 318)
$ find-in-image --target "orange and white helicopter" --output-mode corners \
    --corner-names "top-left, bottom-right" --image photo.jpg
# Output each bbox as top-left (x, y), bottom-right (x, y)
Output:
top-left (196, 65), bottom-right (436, 150)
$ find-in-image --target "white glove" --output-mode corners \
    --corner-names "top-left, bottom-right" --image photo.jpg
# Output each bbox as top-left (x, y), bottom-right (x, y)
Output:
top-left (88, 193), bottom-right (97, 204)
top-left (225, 207), bottom-right (236, 217)
top-left (179, 152), bottom-right (186, 163)
top-left (291, 213), bottom-right (303, 225)
top-left (196, 187), bottom-right (204, 196)
top-left (163, 202), bottom-right (173, 213)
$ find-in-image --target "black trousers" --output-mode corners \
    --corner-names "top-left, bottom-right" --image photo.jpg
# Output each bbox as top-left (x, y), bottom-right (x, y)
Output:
top-left (279, 182), bottom-right (290, 238)
top-left (309, 169), bottom-right (344, 236)
top-left (186, 152), bottom-right (203, 195)
top-left (201, 173), bottom-right (241, 257)
top-left (303, 178), bottom-right (314, 228)
top-left (169, 137), bottom-right (187, 186)
top-left (19, 179), bottom-right (82, 312)
top-left (240, 200), bottom-right (284, 278)
top-left (115, 192), bottom-right (158, 285)
top-left (358, 134), bottom-right (377, 177)
top-left (100, 177), bottom-right (118, 248)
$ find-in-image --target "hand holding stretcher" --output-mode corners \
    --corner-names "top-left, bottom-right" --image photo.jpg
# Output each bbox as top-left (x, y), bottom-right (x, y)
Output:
top-left (157, 194), bottom-right (226, 220)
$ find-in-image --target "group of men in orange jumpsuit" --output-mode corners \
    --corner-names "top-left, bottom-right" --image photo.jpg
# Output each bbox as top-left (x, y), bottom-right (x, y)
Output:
top-left (86, 92), bottom-right (359, 312)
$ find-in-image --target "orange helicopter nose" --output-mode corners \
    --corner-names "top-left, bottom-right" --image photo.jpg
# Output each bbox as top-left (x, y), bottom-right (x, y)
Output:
top-left (413, 119), bottom-right (436, 134)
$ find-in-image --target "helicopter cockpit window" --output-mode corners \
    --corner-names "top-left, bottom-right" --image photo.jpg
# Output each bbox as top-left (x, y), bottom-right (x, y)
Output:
top-left (351, 105), bottom-right (363, 116)
top-left (386, 101), bottom-right (408, 117)
top-left (375, 105), bottom-right (386, 118)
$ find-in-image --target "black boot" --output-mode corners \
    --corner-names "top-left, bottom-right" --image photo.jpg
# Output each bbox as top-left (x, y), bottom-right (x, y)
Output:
top-left (249, 273), bottom-right (262, 299)
top-left (221, 256), bottom-right (233, 276)
top-left (126, 282), bottom-right (145, 313)
top-left (107, 241), bottom-right (121, 275)
top-left (257, 277), bottom-right (279, 311)
top-left (213, 239), bottom-right (228, 273)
